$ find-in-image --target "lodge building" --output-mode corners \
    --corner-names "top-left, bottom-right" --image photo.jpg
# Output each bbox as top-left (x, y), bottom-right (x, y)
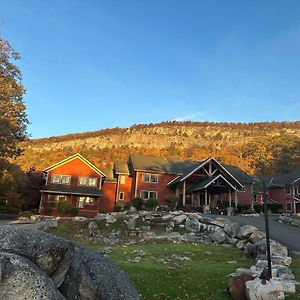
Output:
top-left (39, 153), bottom-right (300, 217)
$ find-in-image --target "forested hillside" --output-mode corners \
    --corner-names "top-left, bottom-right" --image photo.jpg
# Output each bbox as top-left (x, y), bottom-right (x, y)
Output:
top-left (16, 121), bottom-right (300, 176)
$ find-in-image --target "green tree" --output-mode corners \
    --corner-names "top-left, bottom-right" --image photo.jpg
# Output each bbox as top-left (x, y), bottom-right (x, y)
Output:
top-left (0, 35), bottom-right (28, 159)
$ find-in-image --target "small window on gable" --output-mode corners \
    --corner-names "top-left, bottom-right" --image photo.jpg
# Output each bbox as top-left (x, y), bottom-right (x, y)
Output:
top-left (119, 192), bottom-right (125, 201)
top-left (120, 176), bottom-right (126, 184)
top-left (284, 187), bottom-right (291, 195)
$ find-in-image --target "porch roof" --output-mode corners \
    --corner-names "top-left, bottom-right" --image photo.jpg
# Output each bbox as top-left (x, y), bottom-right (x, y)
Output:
top-left (186, 174), bottom-right (237, 193)
top-left (41, 185), bottom-right (102, 197)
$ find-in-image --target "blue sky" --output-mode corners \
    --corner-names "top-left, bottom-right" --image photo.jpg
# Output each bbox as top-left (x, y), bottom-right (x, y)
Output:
top-left (1, 1), bottom-right (300, 138)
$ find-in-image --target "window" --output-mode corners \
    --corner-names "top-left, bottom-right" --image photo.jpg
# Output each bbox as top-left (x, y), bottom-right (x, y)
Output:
top-left (47, 194), bottom-right (66, 206)
top-left (286, 202), bottom-right (292, 211)
top-left (253, 194), bottom-right (257, 202)
top-left (140, 190), bottom-right (157, 200)
top-left (120, 176), bottom-right (126, 184)
top-left (142, 173), bottom-right (158, 183)
top-left (284, 186), bottom-right (291, 195)
top-left (119, 192), bottom-right (125, 201)
top-left (79, 177), bottom-right (97, 187)
top-left (77, 196), bottom-right (95, 208)
top-left (51, 174), bottom-right (71, 184)
top-left (293, 186), bottom-right (299, 195)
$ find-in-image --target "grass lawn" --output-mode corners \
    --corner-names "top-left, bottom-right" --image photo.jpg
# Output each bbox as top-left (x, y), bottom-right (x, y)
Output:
top-left (47, 220), bottom-right (300, 299)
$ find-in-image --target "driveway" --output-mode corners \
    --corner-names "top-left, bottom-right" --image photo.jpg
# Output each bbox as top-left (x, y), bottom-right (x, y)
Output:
top-left (0, 219), bottom-right (46, 230)
top-left (215, 215), bottom-right (300, 255)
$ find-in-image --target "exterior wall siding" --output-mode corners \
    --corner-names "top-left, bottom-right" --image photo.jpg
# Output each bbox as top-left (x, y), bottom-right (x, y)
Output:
top-left (116, 175), bottom-right (133, 204)
top-left (101, 182), bottom-right (117, 212)
top-left (135, 172), bottom-right (177, 205)
top-left (269, 187), bottom-right (293, 213)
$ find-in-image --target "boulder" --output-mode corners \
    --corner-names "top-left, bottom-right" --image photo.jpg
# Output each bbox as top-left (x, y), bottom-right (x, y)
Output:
top-left (280, 279), bottom-right (297, 294)
top-left (252, 239), bottom-right (288, 258)
top-left (94, 213), bottom-right (108, 221)
top-left (173, 214), bottom-right (187, 224)
top-left (210, 217), bottom-right (231, 228)
top-left (125, 218), bottom-right (136, 230)
top-left (88, 221), bottom-right (98, 236)
top-left (166, 221), bottom-right (175, 232)
top-left (185, 218), bottom-right (200, 232)
top-left (245, 278), bottom-right (285, 300)
top-left (44, 219), bottom-right (58, 230)
top-left (161, 214), bottom-right (173, 221)
top-left (224, 222), bottom-right (240, 238)
top-left (73, 216), bottom-right (87, 221)
top-left (238, 225), bottom-right (258, 239)
top-left (228, 272), bottom-right (255, 300)
top-left (210, 229), bottom-right (227, 243)
top-left (272, 256), bottom-right (292, 266)
top-left (273, 265), bottom-right (295, 280)
top-left (60, 246), bottom-right (140, 299)
top-left (249, 231), bottom-right (266, 244)
top-left (236, 240), bottom-right (248, 250)
top-left (107, 215), bottom-right (117, 224)
top-left (0, 227), bottom-right (74, 287)
top-left (0, 252), bottom-right (64, 300)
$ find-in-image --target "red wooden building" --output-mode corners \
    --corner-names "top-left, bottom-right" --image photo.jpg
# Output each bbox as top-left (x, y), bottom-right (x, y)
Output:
top-left (39, 153), bottom-right (266, 217)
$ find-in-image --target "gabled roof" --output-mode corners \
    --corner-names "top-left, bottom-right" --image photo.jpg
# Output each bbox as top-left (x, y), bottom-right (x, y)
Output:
top-left (223, 165), bottom-right (254, 184)
top-left (129, 154), bottom-right (197, 175)
top-left (43, 153), bottom-right (106, 177)
top-left (102, 168), bottom-right (117, 183)
top-left (170, 157), bottom-right (244, 188)
top-left (114, 160), bottom-right (130, 175)
top-left (268, 170), bottom-right (300, 187)
top-left (186, 174), bottom-right (237, 193)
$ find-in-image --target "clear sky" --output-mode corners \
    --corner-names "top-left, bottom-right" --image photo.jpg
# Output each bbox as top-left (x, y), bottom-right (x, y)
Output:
top-left (1, 1), bottom-right (300, 138)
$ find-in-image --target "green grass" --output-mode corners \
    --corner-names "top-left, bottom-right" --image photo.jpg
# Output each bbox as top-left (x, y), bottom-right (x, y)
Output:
top-left (47, 220), bottom-right (300, 300)
top-left (286, 254), bottom-right (300, 300)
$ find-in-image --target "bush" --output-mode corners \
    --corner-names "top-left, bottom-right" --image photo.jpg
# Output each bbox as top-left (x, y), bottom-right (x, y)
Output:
top-left (30, 208), bottom-right (39, 215)
top-left (57, 200), bottom-right (71, 215)
top-left (69, 207), bottom-right (79, 217)
top-left (43, 203), bottom-right (53, 215)
top-left (114, 204), bottom-right (122, 212)
top-left (164, 194), bottom-right (178, 210)
top-left (123, 202), bottom-right (131, 211)
top-left (238, 204), bottom-right (251, 214)
top-left (132, 197), bottom-right (144, 210)
top-left (254, 203), bottom-right (262, 213)
top-left (145, 198), bottom-right (158, 211)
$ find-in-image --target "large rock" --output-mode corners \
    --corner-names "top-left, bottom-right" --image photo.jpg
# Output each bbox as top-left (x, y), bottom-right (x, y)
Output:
top-left (238, 225), bottom-right (258, 239)
top-left (185, 218), bottom-right (200, 232)
top-left (228, 272), bottom-right (255, 300)
top-left (210, 229), bottom-right (227, 243)
top-left (107, 215), bottom-right (117, 224)
top-left (252, 239), bottom-right (288, 258)
top-left (0, 227), bottom-right (74, 287)
top-left (173, 214), bottom-right (187, 224)
top-left (249, 231), bottom-right (266, 244)
top-left (0, 252), bottom-right (64, 300)
top-left (60, 246), bottom-right (140, 299)
top-left (245, 278), bottom-right (285, 300)
top-left (210, 217), bottom-right (231, 228)
top-left (88, 221), bottom-right (98, 236)
top-left (224, 222), bottom-right (240, 238)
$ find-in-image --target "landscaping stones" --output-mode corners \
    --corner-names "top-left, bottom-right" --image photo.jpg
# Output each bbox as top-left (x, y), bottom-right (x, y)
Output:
top-left (88, 221), bottom-right (98, 236)
top-left (248, 230), bottom-right (266, 244)
top-left (107, 215), bottom-right (117, 224)
top-left (224, 222), bottom-right (240, 238)
top-left (210, 217), bottom-right (231, 228)
top-left (245, 278), bottom-right (285, 300)
top-left (185, 218), bottom-right (201, 232)
top-left (209, 229), bottom-right (227, 243)
top-left (173, 214), bottom-right (187, 224)
top-left (125, 218), bottom-right (136, 230)
top-left (238, 225), bottom-right (258, 238)
top-left (166, 221), bottom-right (175, 232)
top-left (229, 272), bottom-right (256, 300)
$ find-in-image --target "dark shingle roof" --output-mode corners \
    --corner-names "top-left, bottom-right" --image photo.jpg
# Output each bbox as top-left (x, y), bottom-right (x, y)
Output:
top-left (223, 165), bottom-right (254, 184)
top-left (102, 168), bottom-right (117, 183)
top-left (114, 161), bottom-right (130, 175)
top-left (186, 176), bottom-right (218, 193)
top-left (41, 185), bottom-right (102, 196)
top-left (129, 154), bottom-right (197, 175)
top-left (268, 170), bottom-right (300, 187)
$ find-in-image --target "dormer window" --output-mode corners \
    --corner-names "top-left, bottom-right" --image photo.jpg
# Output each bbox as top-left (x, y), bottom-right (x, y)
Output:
top-left (79, 177), bottom-right (97, 187)
top-left (142, 173), bottom-right (158, 183)
top-left (51, 174), bottom-right (71, 184)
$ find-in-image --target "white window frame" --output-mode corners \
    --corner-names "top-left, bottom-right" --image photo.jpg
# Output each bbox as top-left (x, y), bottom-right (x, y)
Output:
top-left (286, 202), bottom-right (292, 211)
top-left (119, 192), bottom-right (125, 201)
top-left (77, 196), bottom-right (95, 209)
top-left (48, 194), bottom-right (66, 203)
top-left (284, 186), bottom-right (291, 195)
top-left (142, 173), bottom-right (158, 184)
top-left (140, 190), bottom-right (158, 200)
top-left (120, 176), bottom-right (126, 184)
top-left (79, 177), bottom-right (97, 187)
top-left (51, 174), bottom-right (71, 185)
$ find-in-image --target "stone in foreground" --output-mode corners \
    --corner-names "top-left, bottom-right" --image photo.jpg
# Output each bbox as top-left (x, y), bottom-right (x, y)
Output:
top-left (60, 246), bottom-right (140, 299)
top-left (0, 252), bottom-right (64, 300)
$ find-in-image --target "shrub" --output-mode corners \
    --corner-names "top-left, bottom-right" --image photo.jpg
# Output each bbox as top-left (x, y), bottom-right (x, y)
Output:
top-left (69, 207), bottom-right (79, 217)
top-left (114, 204), bottom-right (122, 212)
top-left (124, 202), bottom-right (131, 211)
top-left (238, 204), bottom-right (251, 214)
top-left (254, 203), bottom-right (262, 213)
top-left (30, 208), bottom-right (39, 215)
top-left (43, 203), bottom-right (53, 215)
top-left (57, 200), bottom-right (71, 215)
top-left (132, 197), bottom-right (144, 210)
top-left (145, 198), bottom-right (158, 211)
top-left (164, 194), bottom-right (178, 210)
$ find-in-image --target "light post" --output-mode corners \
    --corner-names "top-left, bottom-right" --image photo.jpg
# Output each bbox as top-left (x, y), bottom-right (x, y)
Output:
top-left (262, 179), bottom-right (272, 279)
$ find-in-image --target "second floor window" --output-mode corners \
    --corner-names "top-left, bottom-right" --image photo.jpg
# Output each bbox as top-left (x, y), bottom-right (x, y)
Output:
top-left (79, 177), bottom-right (97, 187)
top-left (284, 186), bottom-right (291, 195)
top-left (293, 185), bottom-right (300, 195)
top-left (142, 173), bottom-right (158, 183)
top-left (51, 174), bottom-right (71, 184)
top-left (120, 176), bottom-right (126, 184)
